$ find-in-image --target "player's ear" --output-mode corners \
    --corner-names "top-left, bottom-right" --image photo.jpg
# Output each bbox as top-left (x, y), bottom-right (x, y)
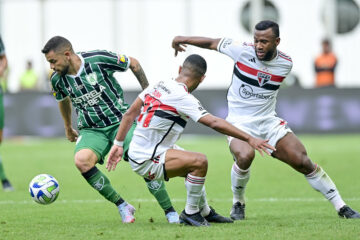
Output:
top-left (178, 66), bottom-right (182, 74)
top-left (64, 50), bottom-right (71, 60)
top-left (275, 37), bottom-right (280, 46)
top-left (199, 75), bottom-right (206, 83)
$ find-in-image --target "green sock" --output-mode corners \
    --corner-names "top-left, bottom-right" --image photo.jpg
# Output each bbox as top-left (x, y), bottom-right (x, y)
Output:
top-left (82, 167), bottom-right (123, 205)
top-left (144, 178), bottom-right (173, 212)
top-left (0, 155), bottom-right (7, 181)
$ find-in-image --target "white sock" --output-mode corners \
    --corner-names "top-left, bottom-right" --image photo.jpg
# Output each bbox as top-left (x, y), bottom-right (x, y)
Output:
top-left (199, 186), bottom-right (211, 217)
top-left (185, 174), bottom-right (205, 215)
top-left (231, 163), bottom-right (250, 204)
top-left (305, 165), bottom-right (346, 211)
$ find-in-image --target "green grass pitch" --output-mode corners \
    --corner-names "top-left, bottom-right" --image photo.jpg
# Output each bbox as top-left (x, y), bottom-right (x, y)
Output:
top-left (0, 135), bottom-right (359, 240)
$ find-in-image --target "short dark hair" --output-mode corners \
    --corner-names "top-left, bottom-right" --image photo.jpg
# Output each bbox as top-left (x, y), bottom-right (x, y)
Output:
top-left (255, 20), bottom-right (280, 38)
top-left (182, 54), bottom-right (207, 77)
top-left (41, 36), bottom-right (73, 54)
top-left (322, 38), bottom-right (331, 45)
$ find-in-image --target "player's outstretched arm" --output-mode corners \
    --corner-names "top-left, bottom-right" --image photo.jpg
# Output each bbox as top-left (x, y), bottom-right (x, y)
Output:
top-left (58, 97), bottom-right (78, 142)
top-left (129, 57), bottom-right (149, 90)
top-left (198, 114), bottom-right (276, 156)
top-left (106, 97), bottom-right (143, 171)
top-left (172, 36), bottom-right (221, 56)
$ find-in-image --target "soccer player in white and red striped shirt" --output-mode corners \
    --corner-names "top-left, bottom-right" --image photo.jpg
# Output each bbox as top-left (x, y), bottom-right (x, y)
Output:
top-left (172, 20), bottom-right (360, 219)
top-left (107, 54), bottom-right (274, 226)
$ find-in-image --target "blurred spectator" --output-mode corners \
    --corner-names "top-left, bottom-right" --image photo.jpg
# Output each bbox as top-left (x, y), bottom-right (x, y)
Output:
top-left (314, 39), bottom-right (337, 88)
top-left (20, 60), bottom-right (38, 91)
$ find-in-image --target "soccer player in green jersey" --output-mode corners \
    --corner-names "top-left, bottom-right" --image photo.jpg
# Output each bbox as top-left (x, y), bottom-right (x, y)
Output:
top-left (0, 36), bottom-right (13, 192)
top-left (41, 36), bottom-right (179, 223)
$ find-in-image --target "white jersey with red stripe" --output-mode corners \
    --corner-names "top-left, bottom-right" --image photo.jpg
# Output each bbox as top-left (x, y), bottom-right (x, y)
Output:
top-left (217, 38), bottom-right (293, 122)
top-left (128, 80), bottom-right (209, 163)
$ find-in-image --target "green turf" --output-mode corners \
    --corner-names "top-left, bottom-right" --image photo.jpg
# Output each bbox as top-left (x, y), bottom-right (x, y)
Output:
top-left (0, 135), bottom-right (359, 240)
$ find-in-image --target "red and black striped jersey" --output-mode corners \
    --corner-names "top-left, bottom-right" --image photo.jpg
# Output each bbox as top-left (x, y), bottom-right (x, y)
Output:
top-left (217, 38), bottom-right (293, 121)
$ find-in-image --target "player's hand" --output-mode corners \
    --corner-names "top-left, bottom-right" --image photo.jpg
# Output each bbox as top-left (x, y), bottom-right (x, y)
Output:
top-left (172, 36), bottom-right (187, 56)
top-left (65, 127), bottom-right (78, 142)
top-left (106, 145), bottom-right (124, 171)
top-left (247, 137), bottom-right (276, 157)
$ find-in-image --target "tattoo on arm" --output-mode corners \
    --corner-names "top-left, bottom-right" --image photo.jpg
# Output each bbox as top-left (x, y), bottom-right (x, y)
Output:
top-left (130, 59), bottom-right (149, 90)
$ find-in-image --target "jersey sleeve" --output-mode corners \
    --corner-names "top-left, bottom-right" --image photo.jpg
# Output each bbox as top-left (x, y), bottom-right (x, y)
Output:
top-left (217, 37), bottom-right (244, 61)
top-left (176, 94), bottom-right (209, 122)
top-left (100, 50), bottom-right (130, 72)
top-left (50, 73), bottom-right (67, 102)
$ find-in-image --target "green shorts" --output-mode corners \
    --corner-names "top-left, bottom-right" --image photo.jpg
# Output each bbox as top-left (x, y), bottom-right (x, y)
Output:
top-left (74, 122), bottom-right (136, 164)
top-left (0, 88), bottom-right (4, 129)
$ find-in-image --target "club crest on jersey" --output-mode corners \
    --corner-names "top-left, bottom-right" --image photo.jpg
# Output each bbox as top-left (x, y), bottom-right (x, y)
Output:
top-left (86, 73), bottom-right (98, 86)
top-left (257, 72), bottom-right (271, 86)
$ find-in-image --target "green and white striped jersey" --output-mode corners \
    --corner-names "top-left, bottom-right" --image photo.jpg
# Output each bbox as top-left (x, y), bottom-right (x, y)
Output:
top-left (0, 36), bottom-right (5, 55)
top-left (51, 50), bottom-right (132, 129)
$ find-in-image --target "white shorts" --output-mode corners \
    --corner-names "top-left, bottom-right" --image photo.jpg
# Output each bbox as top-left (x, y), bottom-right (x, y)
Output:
top-left (227, 115), bottom-right (292, 152)
top-left (128, 145), bottom-right (184, 181)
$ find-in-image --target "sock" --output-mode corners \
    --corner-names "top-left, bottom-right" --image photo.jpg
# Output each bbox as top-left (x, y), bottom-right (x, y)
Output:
top-left (82, 167), bottom-right (123, 205)
top-left (231, 163), bottom-right (250, 204)
top-left (144, 178), bottom-right (173, 212)
top-left (199, 186), bottom-right (211, 217)
top-left (305, 164), bottom-right (346, 211)
top-left (185, 174), bottom-right (205, 215)
top-left (0, 155), bottom-right (7, 181)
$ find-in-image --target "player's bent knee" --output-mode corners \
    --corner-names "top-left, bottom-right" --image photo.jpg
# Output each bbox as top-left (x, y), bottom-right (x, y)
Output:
top-left (74, 153), bottom-right (93, 172)
top-left (193, 153), bottom-right (208, 170)
top-left (292, 152), bottom-right (314, 174)
top-left (233, 150), bottom-right (255, 164)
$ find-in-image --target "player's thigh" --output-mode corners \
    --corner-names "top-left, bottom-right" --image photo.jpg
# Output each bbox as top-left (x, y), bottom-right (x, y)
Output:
top-left (75, 129), bottom-right (111, 165)
top-left (272, 132), bottom-right (315, 174)
top-left (164, 149), bottom-right (207, 178)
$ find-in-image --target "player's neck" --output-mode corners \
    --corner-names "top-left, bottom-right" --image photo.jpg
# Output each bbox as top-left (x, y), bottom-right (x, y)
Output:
top-left (67, 54), bottom-right (81, 75)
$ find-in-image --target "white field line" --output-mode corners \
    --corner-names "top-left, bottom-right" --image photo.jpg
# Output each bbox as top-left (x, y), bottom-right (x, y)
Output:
top-left (1, 197), bottom-right (360, 205)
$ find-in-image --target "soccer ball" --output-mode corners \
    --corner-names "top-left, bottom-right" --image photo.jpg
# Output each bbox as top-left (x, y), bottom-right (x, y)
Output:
top-left (29, 174), bottom-right (60, 205)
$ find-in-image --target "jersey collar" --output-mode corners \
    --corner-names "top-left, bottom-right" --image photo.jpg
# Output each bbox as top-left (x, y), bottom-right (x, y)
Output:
top-left (177, 82), bottom-right (189, 93)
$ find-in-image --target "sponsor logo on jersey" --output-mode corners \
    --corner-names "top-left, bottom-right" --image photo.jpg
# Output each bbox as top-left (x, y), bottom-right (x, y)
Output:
top-left (75, 84), bottom-right (85, 91)
top-left (248, 57), bottom-right (256, 63)
top-left (239, 84), bottom-right (274, 100)
top-left (73, 85), bottom-right (106, 107)
top-left (257, 72), bottom-right (271, 86)
top-left (86, 73), bottom-right (98, 86)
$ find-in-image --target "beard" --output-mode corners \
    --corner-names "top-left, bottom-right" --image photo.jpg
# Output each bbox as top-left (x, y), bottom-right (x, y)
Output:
top-left (59, 65), bottom-right (69, 77)
top-left (256, 48), bottom-right (276, 61)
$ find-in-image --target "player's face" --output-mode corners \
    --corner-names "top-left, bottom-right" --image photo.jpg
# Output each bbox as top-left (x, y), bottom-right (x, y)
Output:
top-left (254, 28), bottom-right (280, 61)
top-left (45, 50), bottom-right (70, 76)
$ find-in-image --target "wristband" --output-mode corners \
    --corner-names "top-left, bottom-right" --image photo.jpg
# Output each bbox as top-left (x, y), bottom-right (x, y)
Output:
top-left (113, 139), bottom-right (124, 147)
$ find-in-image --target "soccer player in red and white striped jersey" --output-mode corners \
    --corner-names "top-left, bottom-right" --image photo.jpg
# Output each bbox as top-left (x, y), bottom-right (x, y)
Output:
top-left (107, 54), bottom-right (274, 226)
top-left (172, 20), bottom-right (360, 219)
